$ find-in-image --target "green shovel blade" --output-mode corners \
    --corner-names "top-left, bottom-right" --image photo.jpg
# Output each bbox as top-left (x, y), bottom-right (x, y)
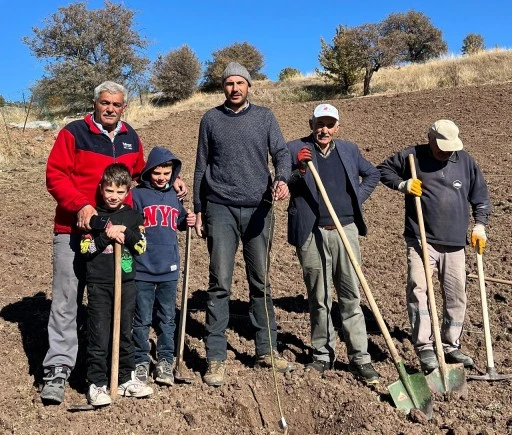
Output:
top-left (388, 362), bottom-right (433, 419)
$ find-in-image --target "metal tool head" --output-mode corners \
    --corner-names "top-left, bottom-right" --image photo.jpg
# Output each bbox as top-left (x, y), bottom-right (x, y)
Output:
top-left (425, 363), bottom-right (468, 396)
top-left (468, 367), bottom-right (512, 382)
top-left (388, 362), bottom-right (433, 420)
top-left (67, 403), bottom-right (96, 412)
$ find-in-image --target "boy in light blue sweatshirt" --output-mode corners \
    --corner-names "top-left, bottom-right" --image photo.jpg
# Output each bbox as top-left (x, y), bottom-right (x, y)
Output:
top-left (132, 146), bottom-right (195, 385)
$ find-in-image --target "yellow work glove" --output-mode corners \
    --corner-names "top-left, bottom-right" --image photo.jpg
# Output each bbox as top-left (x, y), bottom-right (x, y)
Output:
top-left (471, 224), bottom-right (487, 254)
top-left (398, 178), bottom-right (422, 196)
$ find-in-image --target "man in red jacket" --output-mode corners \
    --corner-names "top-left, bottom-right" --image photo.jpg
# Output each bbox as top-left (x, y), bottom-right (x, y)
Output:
top-left (41, 81), bottom-right (185, 404)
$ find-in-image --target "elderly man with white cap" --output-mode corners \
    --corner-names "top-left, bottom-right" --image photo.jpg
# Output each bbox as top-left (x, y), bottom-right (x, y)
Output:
top-left (287, 103), bottom-right (381, 383)
top-left (193, 62), bottom-right (293, 387)
top-left (378, 119), bottom-right (490, 372)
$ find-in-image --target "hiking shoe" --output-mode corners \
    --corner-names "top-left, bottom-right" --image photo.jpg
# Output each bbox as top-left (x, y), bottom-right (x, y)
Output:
top-left (40, 366), bottom-right (70, 404)
top-left (203, 360), bottom-right (226, 387)
top-left (135, 363), bottom-right (150, 384)
top-left (445, 349), bottom-right (474, 368)
top-left (255, 351), bottom-right (296, 373)
top-left (305, 359), bottom-right (333, 374)
top-left (117, 372), bottom-right (154, 398)
top-left (418, 349), bottom-right (439, 372)
top-left (348, 362), bottom-right (380, 384)
top-left (154, 360), bottom-right (174, 386)
top-left (87, 384), bottom-right (111, 407)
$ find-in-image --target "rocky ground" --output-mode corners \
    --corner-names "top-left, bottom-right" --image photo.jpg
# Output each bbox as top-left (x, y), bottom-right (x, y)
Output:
top-left (0, 82), bottom-right (511, 434)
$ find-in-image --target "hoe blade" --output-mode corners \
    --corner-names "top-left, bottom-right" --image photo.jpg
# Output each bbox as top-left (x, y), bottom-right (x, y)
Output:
top-left (388, 362), bottom-right (433, 420)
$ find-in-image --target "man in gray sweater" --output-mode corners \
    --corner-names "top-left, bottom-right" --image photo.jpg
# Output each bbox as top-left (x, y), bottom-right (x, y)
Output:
top-left (193, 62), bottom-right (293, 387)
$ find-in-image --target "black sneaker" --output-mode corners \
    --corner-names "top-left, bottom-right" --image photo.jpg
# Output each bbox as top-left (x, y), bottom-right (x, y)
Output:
top-left (40, 366), bottom-right (70, 404)
top-left (305, 360), bottom-right (333, 374)
top-left (418, 349), bottom-right (439, 372)
top-left (445, 349), bottom-right (474, 368)
top-left (348, 362), bottom-right (380, 384)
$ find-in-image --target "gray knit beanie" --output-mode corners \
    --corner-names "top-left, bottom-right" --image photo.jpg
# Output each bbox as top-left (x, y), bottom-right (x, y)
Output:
top-left (221, 62), bottom-right (252, 87)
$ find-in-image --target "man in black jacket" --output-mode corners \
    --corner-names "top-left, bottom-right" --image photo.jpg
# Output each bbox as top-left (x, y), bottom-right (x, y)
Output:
top-left (378, 119), bottom-right (490, 372)
top-left (287, 104), bottom-right (380, 383)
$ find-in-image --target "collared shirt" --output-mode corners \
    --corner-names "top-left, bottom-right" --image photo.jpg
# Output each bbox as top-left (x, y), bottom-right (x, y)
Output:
top-left (313, 140), bottom-right (336, 158)
top-left (223, 101), bottom-right (250, 114)
top-left (92, 114), bottom-right (123, 142)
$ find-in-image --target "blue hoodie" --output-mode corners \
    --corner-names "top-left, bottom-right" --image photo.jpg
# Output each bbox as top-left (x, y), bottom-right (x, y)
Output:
top-left (132, 146), bottom-right (187, 282)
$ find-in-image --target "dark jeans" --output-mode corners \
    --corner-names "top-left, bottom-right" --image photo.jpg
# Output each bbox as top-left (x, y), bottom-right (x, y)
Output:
top-left (86, 281), bottom-right (136, 386)
top-left (133, 280), bottom-right (178, 365)
top-left (205, 201), bottom-right (278, 361)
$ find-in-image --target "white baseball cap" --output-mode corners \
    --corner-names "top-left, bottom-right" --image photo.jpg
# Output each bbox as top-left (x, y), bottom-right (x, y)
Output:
top-left (429, 119), bottom-right (463, 151)
top-left (313, 104), bottom-right (339, 121)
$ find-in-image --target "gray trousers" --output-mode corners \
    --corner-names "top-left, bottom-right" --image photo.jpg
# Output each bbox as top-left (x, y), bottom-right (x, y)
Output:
top-left (406, 237), bottom-right (467, 353)
top-left (204, 201), bottom-right (278, 361)
top-left (296, 223), bottom-right (370, 365)
top-left (42, 233), bottom-right (86, 372)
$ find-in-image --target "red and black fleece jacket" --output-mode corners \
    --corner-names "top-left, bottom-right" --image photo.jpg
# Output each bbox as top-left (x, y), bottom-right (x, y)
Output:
top-left (46, 113), bottom-right (145, 234)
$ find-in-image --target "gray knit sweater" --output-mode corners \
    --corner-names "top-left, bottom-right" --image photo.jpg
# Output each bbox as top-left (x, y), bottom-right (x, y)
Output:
top-left (193, 103), bottom-right (290, 213)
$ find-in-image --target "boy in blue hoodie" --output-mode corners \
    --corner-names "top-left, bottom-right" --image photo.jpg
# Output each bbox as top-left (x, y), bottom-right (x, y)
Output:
top-left (132, 146), bottom-right (196, 385)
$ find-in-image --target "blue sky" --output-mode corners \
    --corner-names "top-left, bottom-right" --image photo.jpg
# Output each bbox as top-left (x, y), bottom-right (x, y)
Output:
top-left (1, 0), bottom-right (511, 102)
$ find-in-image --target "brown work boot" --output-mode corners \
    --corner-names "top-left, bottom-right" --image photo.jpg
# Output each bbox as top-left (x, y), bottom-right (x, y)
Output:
top-left (203, 360), bottom-right (225, 387)
top-left (255, 351), bottom-right (296, 373)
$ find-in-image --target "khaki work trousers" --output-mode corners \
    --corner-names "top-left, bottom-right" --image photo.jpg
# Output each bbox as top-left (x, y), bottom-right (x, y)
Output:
top-left (406, 237), bottom-right (467, 354)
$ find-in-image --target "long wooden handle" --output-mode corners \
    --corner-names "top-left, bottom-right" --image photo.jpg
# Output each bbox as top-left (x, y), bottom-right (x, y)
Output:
top-left (307, 161), bottom-right (402, 364)
top-left (110, 242), bottom-right (122, 398)
top-left (408, 154), bottom-right (448, 379)
top-left (176, 226), bottom-right (192, 370)
top-left (467, 274), bottom-right (512, 286)
top-left (476, 252), bottom-right (495, 369)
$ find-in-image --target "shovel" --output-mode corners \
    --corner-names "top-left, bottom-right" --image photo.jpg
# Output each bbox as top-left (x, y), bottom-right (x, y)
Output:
top-left (110, 242), bottom-right (122, 398)
top-left (408, 154), bottom-right (467, 396)
top-left (467, 246), bottom-right (512, 381)
top-left (173, 225), bottom-right (194, 383)
top-left (307, 161), bottom-right (433, 419)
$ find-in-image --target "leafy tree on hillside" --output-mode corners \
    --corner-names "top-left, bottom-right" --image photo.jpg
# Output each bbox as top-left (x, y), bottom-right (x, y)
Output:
top-left (318, 26), bottom-right (363, 95)
top-left (461, 33), bottom-right (485, 55)
top-left (23, 1), bottom-right (149, 111)
top-left (0, 95), bottom-right (5, 107)
top-left (381, 10), bottom-right (447, 62)
top-left (151, 45), bottom-right (201, 102)
top-left (202, 42), bottom-right (264, 90)
top-left (278, 67), bottom-right (301, 81)
top-left (318, 24), bottom-right (403, 96)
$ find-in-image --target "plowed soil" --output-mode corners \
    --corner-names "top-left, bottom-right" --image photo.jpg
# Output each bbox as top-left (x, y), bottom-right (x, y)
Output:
top-left (1, 83), bottom-right (511, 434)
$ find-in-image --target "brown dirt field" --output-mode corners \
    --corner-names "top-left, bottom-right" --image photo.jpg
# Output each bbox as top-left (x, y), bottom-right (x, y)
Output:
top-left (1, 83), bottom-right (511, 434)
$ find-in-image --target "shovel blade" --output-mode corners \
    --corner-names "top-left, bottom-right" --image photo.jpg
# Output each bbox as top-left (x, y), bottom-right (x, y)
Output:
top-left (388, 365), bottom-right (433, 419)
top-left (425, 363), bottom-right (467, 396)
top-left (67, 403), bottom-right (96, 412)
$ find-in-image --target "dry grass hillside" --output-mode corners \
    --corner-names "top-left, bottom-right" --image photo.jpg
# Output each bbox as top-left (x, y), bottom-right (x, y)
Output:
top-left (1, 48), bottom-right (512, 162)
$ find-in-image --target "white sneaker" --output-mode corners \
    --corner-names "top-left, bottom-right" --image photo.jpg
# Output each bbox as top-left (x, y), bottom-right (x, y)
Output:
top-left (87, 384), bottom-right (111, 407)
top-left (117, 372), bottom-right (153, 398)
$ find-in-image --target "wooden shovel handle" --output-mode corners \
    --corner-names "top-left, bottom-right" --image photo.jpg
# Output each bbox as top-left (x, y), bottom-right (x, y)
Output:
top-left (110, 242), bottom-right (122, 398)
top-left (476, 251), bottom-right (495, 369)
top-left (307, 161), bottom-right (402, 364)
top-left (408, 154), bottom-right (448, 374)
top-left (176, 226), bottom-right (192, 371)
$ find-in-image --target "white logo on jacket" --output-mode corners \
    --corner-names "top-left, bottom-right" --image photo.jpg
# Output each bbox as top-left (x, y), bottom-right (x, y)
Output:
top-left (453, 180), bottom-right (462, 189)
top-left (122, 142), bottom-right (133, 150)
